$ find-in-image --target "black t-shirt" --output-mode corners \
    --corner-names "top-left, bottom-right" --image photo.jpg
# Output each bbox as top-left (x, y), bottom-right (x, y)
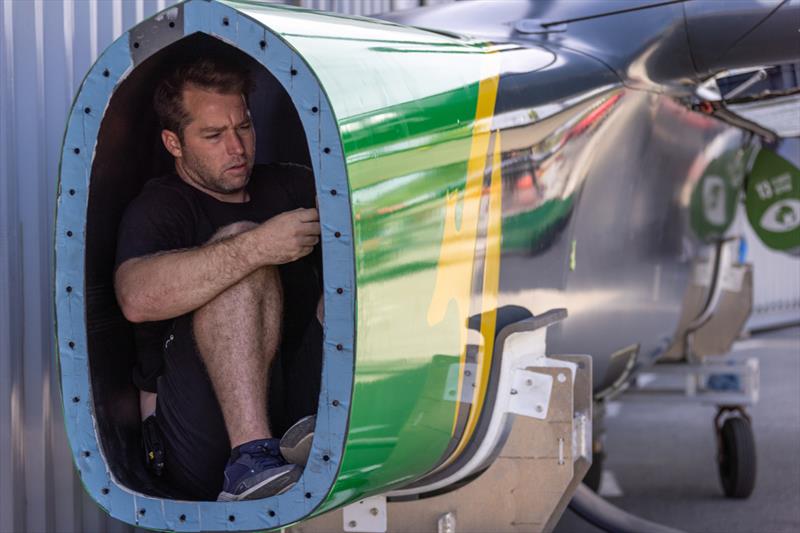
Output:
top-left (115, 163), bottom-right (320, 392)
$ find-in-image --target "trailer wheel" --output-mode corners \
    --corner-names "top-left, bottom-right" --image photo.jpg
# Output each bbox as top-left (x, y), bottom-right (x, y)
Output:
top-left (718, 416), bottom-right (756, 498)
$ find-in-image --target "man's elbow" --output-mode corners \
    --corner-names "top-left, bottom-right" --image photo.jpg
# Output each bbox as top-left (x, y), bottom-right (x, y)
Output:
top-left (116, 288), bottom-right (148, 323)
top-left (115, 268), bottom-right (149, 323)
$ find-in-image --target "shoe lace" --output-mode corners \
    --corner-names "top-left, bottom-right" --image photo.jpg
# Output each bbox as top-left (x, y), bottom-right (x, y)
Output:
top-left (247, 444), bottom-right (283, 470)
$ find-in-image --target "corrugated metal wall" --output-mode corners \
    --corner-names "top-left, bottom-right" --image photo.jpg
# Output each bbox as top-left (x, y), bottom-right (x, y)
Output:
top-left (1, 3), bottom-right (180, 530)
top-left (1, 0), bottom-right (797, 532)
top-left (736, 212), bottom-right (800, 330)
top-left (749, 234), bottom-right (800, 328)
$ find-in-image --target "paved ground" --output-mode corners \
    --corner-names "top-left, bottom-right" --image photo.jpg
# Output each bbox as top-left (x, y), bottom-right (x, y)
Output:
top-left (554, 327), bottom-right (800, 533)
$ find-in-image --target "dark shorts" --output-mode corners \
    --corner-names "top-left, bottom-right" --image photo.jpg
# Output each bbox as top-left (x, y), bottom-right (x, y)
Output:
top-left (154, 313), bottom-right (323, 501)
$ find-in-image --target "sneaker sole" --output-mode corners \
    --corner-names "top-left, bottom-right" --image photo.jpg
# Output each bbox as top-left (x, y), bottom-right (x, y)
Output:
top-left (217, 464), bottom-right (302, 502)
top-left (280, 415), bottom-right (316, 466)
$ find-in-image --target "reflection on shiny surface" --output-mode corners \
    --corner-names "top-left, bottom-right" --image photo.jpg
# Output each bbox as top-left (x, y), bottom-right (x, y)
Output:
top-left (342, 84), bottom-right (750, 498)
top-left (225, 0), bottom-right (756, 510)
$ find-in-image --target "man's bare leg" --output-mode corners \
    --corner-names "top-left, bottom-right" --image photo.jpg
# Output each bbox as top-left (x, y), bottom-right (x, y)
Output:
top-left (192, 221), bottom-right (282, 448)
top-left (139, 391), bottom-right (157, 420)
top-left (191, 223), bottom-right (302, 501)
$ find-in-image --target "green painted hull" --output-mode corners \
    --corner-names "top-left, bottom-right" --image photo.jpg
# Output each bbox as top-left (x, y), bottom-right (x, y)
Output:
top-left (231, 1), bottom-right (504, 511)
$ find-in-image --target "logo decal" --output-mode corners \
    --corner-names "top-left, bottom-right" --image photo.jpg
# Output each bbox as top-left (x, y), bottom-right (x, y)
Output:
top-left (746, 148), bottom-right (800, 252)
top-left (760, 199), bottom-right (800, 233)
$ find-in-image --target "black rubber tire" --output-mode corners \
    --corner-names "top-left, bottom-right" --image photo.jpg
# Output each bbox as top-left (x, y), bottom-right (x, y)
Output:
top-left (718, 417), bottom-right (757, 498)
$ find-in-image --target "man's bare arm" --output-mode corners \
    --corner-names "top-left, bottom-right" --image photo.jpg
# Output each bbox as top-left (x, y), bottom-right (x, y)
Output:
top-left (115, 208), bottom-right (319, 323)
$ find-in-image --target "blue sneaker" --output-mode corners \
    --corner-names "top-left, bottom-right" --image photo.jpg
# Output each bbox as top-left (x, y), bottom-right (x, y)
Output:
top-left (217, 438), bottom-right (301, 501)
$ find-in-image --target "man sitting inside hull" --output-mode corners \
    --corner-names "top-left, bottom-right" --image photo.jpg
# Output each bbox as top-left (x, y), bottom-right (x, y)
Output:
top-left (114, 56), bottom-right (322, 501)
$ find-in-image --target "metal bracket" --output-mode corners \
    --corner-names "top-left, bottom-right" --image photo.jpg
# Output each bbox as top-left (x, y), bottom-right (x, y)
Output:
top-left (437, 511), bottom-right (456, 533)
top-left (507, 356), bottom-right (579, 420)
top-left (508, 368), bottom-right (553, 419)
top-left (342, 496), bottom-right (387, 533)
top-left (444, 362), bottom-right (477, 403)
top-left (718, 263), bottom-right (747, 293)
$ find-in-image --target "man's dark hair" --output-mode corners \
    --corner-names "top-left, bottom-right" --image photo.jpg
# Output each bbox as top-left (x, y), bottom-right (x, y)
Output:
top-left (153, 57), bottom-right (253, 140)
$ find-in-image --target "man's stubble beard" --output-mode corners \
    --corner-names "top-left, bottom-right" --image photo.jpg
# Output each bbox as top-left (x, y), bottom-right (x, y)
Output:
top-left (180, 145), bottom-right (253, 196)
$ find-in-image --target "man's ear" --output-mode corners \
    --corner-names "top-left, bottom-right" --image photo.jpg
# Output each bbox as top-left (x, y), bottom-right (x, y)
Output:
top-left (161, 129), bottom-right (183, 158)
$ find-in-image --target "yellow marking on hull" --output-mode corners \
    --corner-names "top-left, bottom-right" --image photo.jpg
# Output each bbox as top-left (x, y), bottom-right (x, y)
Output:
top-left (454, 131), bottom-right (503, 459)
top-left (427, 53), bottom-right (500, 437)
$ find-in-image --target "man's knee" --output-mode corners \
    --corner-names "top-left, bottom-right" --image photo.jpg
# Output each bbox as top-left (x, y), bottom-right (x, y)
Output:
top-left (208, 221), bottom-right (259, 244)
top-left (204, 264), bottom-right (281, 308)
top-left (195, 221), bottom-right (282, 317)
top-left (238, 263), bottom-right (281, 295)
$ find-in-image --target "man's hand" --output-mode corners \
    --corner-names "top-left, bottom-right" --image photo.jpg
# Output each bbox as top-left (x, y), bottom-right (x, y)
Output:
top-left (255, 208), bottom-right (320, 264)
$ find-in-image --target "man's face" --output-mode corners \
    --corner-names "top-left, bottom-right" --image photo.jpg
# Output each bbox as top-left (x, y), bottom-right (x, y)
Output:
top-left (164, 84), bottom-right (256, 201)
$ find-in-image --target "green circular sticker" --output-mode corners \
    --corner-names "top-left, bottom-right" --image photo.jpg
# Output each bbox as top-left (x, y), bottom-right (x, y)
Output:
top-left (746, 148), bottom-right (800, 253)
top-left (689, 152), bottom-right (742, 242)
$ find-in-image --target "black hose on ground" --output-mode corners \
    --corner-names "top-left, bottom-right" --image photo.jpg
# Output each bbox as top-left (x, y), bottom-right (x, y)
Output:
top-left (568, 484), bottom-right (687, 533)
